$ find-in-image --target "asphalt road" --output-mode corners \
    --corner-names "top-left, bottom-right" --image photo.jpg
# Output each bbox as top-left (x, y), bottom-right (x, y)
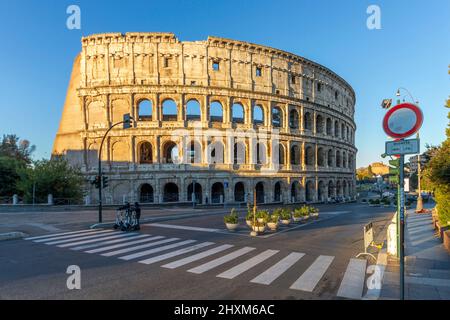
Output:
top-left (0, 203), bottom-right (394, 300)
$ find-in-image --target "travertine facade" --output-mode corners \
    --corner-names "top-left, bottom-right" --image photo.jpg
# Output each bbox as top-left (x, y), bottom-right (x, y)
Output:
top-left (53, 32), bottom-right (357, 205)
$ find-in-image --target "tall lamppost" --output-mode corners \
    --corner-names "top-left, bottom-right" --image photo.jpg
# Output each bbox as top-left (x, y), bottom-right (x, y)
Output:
top-left (97, 114), bottom-right (134, 223)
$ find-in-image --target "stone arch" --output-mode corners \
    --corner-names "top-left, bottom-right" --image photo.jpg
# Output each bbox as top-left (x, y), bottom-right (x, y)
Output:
top-left (334, 120), bottom-right (339, 137)
top-left (210, 101), bottom-right (223, 122)
top-left (272, 106), bottom-right (283, 128)
top-left (253, 105), bottom-right (264, 125)
top-left (211, 182), bottom-right (224, 204)
top-left (291, 180), bottom-right (301, 202)
top-left (274, 181), bottom-right (282, 202)
top-left (255, 181), bottom-right (265, 204)
top-left (87, 101), bottom-right (105, 129)
top-left (289, 109), bottom-right (299, 129)
top-left (336, 150), bottom-right (341, 168)
top-left (138, 141), bottom-right (153, 164)
top-left (304, 111), bottom-right (312, 130)
top-left (328, 180), bottom-right (335, 198)
top-left (208, 140), bottom-right (224, 164)
top-left (305, 145), bottom-right (315, 166)
top-left (316, 114), bottom-right (324, 133)
top-left (162, 98), bottom-right (178, 121)
top-left (232, 102), bottom-right (245, 123)
top-left (318, 180), bottom-right (326, 202)
top-left (187, 182), bottom-right (202, 204)
top-left (305, 180), bottom-right (315, 202)
top-left (277, 143), bottom-right (286, 165)
top-left (111, 98), bottom-right (129, 124)
top-left (317, 147), bottom-right (325, 167)
top-left (326, 118), bottom-right (332, 135)
top-left (234, 141), bottom-right (246, 164)
top-left (137, 99), bottom-right (152, 120)
top-left (162, 141), bottom-right (179, 164)
top-left (186, 140), bottom-right (202, 164)
top-left (111, 141), bottom-right (129, 165)
top-left (327, 149), bottom-right (334, 167)
top-left (290, 144), bottom-right (300, 165)
top-left (256, 142), bottom-right (267, 164)
top-left (139, 183), bottom-right (154, 203)
top-left (234, 181), bottom-right (246, 202)
top-left (163, 182), bottom-right (179, 202)
top-left (186, 99), bottom-right (201, 121)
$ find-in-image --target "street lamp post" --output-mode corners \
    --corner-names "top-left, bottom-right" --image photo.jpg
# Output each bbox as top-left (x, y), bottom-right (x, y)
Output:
top-left (97, 114), bottom-right (134, 223)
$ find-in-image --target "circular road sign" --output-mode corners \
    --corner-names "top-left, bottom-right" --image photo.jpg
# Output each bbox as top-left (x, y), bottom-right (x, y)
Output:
top-left (382, 103), bottom-right (423, 139)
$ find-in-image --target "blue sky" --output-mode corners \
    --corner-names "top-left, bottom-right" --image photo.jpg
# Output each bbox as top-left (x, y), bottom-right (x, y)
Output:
top-left (0, 0), bottom-right (448, 167)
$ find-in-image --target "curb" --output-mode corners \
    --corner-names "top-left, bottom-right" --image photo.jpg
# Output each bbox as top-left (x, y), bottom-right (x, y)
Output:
top-left (0, 231), bottom-right (28, 241)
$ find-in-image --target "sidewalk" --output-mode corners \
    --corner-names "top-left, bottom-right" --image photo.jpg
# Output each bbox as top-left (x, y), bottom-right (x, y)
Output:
top-left (380, 206), bottom-right (450, 300)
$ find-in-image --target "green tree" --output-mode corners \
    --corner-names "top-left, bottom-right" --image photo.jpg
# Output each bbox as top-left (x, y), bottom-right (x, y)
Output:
top-left (17, 157), bottom-right (85, 204)
top-left (0, 134), bottom-right (35, 164)
top-left (0, 156), bottom-right (22, 196)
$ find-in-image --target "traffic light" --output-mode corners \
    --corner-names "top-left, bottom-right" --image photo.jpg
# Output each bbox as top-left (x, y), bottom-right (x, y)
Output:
top-left (123, 113), bottom-right (132, 129)
top-left (92, 175), bottom-right (101, 189)
top-left (102, 176), bottom-right (109, 189)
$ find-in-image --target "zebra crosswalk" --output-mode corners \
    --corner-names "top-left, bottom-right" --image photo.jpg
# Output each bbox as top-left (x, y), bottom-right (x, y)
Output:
top-left (24, 228), bottom-right (373, 299)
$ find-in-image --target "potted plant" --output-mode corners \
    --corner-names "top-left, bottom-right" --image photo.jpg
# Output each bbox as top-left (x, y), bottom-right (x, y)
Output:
top-left (246, 210), bottom-right (254, 227)
top-left (280, 208), bottom-right (291, 225)
top-left (293, 205), bottom-right (309, 222)
top-left (251, 220), bottom-right (266, 233)
top-left (256, 210), bottom-right (270, 224)
top-left (267, 214), bottom-right (279, 231)
top-left (224, 209), bottom-right (239, 231)
top-left (310, 206), bottom-right (319, 219)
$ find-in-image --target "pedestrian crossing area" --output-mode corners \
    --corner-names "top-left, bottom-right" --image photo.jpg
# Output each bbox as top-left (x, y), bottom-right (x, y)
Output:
top-left (24, 228), bottom-right (370, 299)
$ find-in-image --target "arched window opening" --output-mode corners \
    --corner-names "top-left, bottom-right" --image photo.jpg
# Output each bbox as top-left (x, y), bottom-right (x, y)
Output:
top-left (289, 109), bottom-right (299, 129)
top-left (138, 100), bottom-right (152, 120)
top-left (305, 181), bottom-right (315, 202)
top-left (305, 146), bottom-right (314, 166)
top-left (163, 183), bottom-right (179, 202)
top-left (139, 142), bottom-right (153, 164)
top-left (291, 181), bottom-right (300, 202)
top-left (334, 120), bottom-right (339, 137)
top-left (274, 182), bottom-right (282, 202)
top-left (327, 149), bottom-right (333, 167)
top-left (304, 112), bottom-right (312, 130)
top-left (272, 107), bottom-right (282, 128)
top-left (139, 184), bottom-right (154, 203)
top-left (210, 101), bottom-right (223, 122)
top-left (336, 150), bottom-right (341, 168)
top-left (317, 148), bottom-right (325, 167)
top-left (232, 103), bottom-right (245, 123)
top-left (278, 144), bottom-right (285, 165)
top-left (255, 182), bottom-right (265, 204)
top-left (326, 118), bottom-right (332, 135)
top-left (316, 115), bottom-right (324, 133)
top-left (253, 105), bottom-right (264, 125)
top-left (186, 99), bottom-right (201, 121)
top-left (290, 145), bottom-right (300, 165)
top-left (234, 142), bottom-right (246, 164)
top-left (256, 142), bottom-right (266, 165)
top-left (211, 182), bottom-right (224, 204)
top-left (187, 182), bottom-right (202, 204)
top-left (208, 141), bottom-right (224, 164)
top-left (162, 99), bottom-right (177, 121)
top-left (164, 142), bottom-right (179, 164)
top-left (188, 141), bottom-right (202, 164)
top-left (234, 182), bottom-right (245, 202)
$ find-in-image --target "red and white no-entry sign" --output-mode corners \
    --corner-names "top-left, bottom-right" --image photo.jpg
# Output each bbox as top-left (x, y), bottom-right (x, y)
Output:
top-left (382, 103), bottom-right (423, 139)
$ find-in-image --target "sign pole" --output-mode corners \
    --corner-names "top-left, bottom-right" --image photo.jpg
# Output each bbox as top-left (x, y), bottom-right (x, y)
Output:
top-left (399, 154), bottom-right (405, 300)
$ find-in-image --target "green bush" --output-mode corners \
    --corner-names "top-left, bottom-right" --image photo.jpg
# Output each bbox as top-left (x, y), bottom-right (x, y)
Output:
top-left (267, 214), bottom-right (279, 223)
top-left (279, 208), bottom-right (291, 220)
top-left (246, 210), bottom-right (254, 221)
top-left (256, 210), bottom-right (270, 222)
top-left (224, 208), bottom-right (239, 224)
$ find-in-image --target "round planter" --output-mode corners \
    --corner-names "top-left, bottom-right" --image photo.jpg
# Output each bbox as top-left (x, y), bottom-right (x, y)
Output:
top-left (292, 216), bottom-right (301, 223)
top-left (225, 223), bottom-right (238, 231)
top-left (252, 225), bottom-right (266, 233)
top-left (246, 220), bottom-right (252, 227)
top-left (257, 218), bottom-right (265, 223)
top-left (311, 214), bottom-right (319, 219)
top-left (267, 222), bottom-right (278, 231)
top-left (281, 219), bottom-right (291, 225)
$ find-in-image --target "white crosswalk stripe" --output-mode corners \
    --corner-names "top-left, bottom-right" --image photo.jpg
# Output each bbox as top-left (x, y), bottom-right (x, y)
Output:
top-left (86, 236), bottom-right (165, 254)
top-left (44, 231), bottom-right (121, 245)
top-left (101, 237), bottom-right (178, 257)
top-left (217, 249), bottom-right (279, 279)
top-left (33, 230), bottom-right (114, 243)
top-left (188, 247), bottom-right (256, 274)
top-left (119, 240), bottom-right (197, 261)
top-left (138, 242), bottom-right (215, 265)
top-left (337, 258), bottom-right (367, 299)
top-left (290, 255), bottom-right (334, 292)
top-left (71, 234), bottom-right (149, 251)
top-left (162, 244), bottom-right (234, 269)
top-left (25, 228), bottom-right (96, 240)
top-left (58, 232), bottom-right (138, 248)
top-left (251, 252), bottom-right (305, 285)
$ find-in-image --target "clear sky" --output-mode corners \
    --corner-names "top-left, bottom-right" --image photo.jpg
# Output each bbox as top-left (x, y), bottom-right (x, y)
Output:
top-left (0, 0), bottom-right (448, 167)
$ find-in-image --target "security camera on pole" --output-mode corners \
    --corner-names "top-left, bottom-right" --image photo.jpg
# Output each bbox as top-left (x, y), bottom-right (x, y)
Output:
top-left (382, 91), bottom-right (423, 300)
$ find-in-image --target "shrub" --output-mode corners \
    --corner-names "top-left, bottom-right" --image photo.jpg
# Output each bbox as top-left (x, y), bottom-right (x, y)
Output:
top-left (267, 214), bottom-right (279, 223)
top-left (224, 209), bottom-right (239, 224)
top-left (280, 208), bottom-right (291, 220)
top-left (256, 210), bottom-right (270, 222)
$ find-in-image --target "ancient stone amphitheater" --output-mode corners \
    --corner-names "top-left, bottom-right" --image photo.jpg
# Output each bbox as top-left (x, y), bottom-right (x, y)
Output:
top-left (53, 32), bottom-right (357, 205)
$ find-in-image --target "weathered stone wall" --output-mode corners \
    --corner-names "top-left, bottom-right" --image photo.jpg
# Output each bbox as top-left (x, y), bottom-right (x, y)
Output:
top-left (53, 33), bottom-right (357, 205)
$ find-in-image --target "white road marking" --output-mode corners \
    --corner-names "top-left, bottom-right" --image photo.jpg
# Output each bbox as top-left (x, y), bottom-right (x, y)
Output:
top-left (217, 250), bottom-right (279, 279)
top-left (71, 234), bottom-right (149, 251)
top-left (289, 255), bottom-right (334, 292)
top-left (86, 236), bottom-right (165, 254)
top-left (188, 247), bottom-right (256, 274)
top-left (25, 228), bottom-right (96, 240)
top-left (250, 252), bottom-right (305, 285)
top-left (119, 240), bottom-right (197, 261)
top-left (145, 223), bottom-right (221, 233)
top-left (101, 238), bottom-right (178, 256)
top-left (33, 230), bottom-right (114, 243)
top-left (57, 233), bottom-right (137, 248)
top-left (337, 258), bottom-right (367, 299)
top-left (162, 244), bottom-right (234, 269)
top-left (44, 231), bottom-right (120, 245)
top-left (138, 242), bottom-right (215, 265)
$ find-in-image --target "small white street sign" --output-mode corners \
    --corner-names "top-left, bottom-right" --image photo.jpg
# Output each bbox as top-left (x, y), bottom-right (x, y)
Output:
top-left (385, 138), bottom-right (420, 155)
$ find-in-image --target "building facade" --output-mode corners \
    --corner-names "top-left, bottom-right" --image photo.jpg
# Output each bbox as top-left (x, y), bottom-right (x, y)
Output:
top-left (53, 32), bottom-right (357, 205)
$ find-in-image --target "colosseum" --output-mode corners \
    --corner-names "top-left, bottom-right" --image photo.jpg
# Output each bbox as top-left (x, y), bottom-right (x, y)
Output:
top-left (53, 32), bottom-right (357, 206)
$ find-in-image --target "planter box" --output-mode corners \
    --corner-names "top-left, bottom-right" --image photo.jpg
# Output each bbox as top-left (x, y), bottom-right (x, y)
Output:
top-left (225, 223), bottom-right (238, 231)
top-left (443, 230), bottom-right (450, 253)
top-left (281, 219), bottom-right (291, 225)
top-left (436, 222), bottom-right (450, 241)
top-left (267, 222), bottom-right (278, 231)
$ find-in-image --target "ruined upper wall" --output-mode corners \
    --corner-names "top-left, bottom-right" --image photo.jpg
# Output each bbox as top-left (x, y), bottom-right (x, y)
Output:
top-left (79, 33), bottom-right (355, 116)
